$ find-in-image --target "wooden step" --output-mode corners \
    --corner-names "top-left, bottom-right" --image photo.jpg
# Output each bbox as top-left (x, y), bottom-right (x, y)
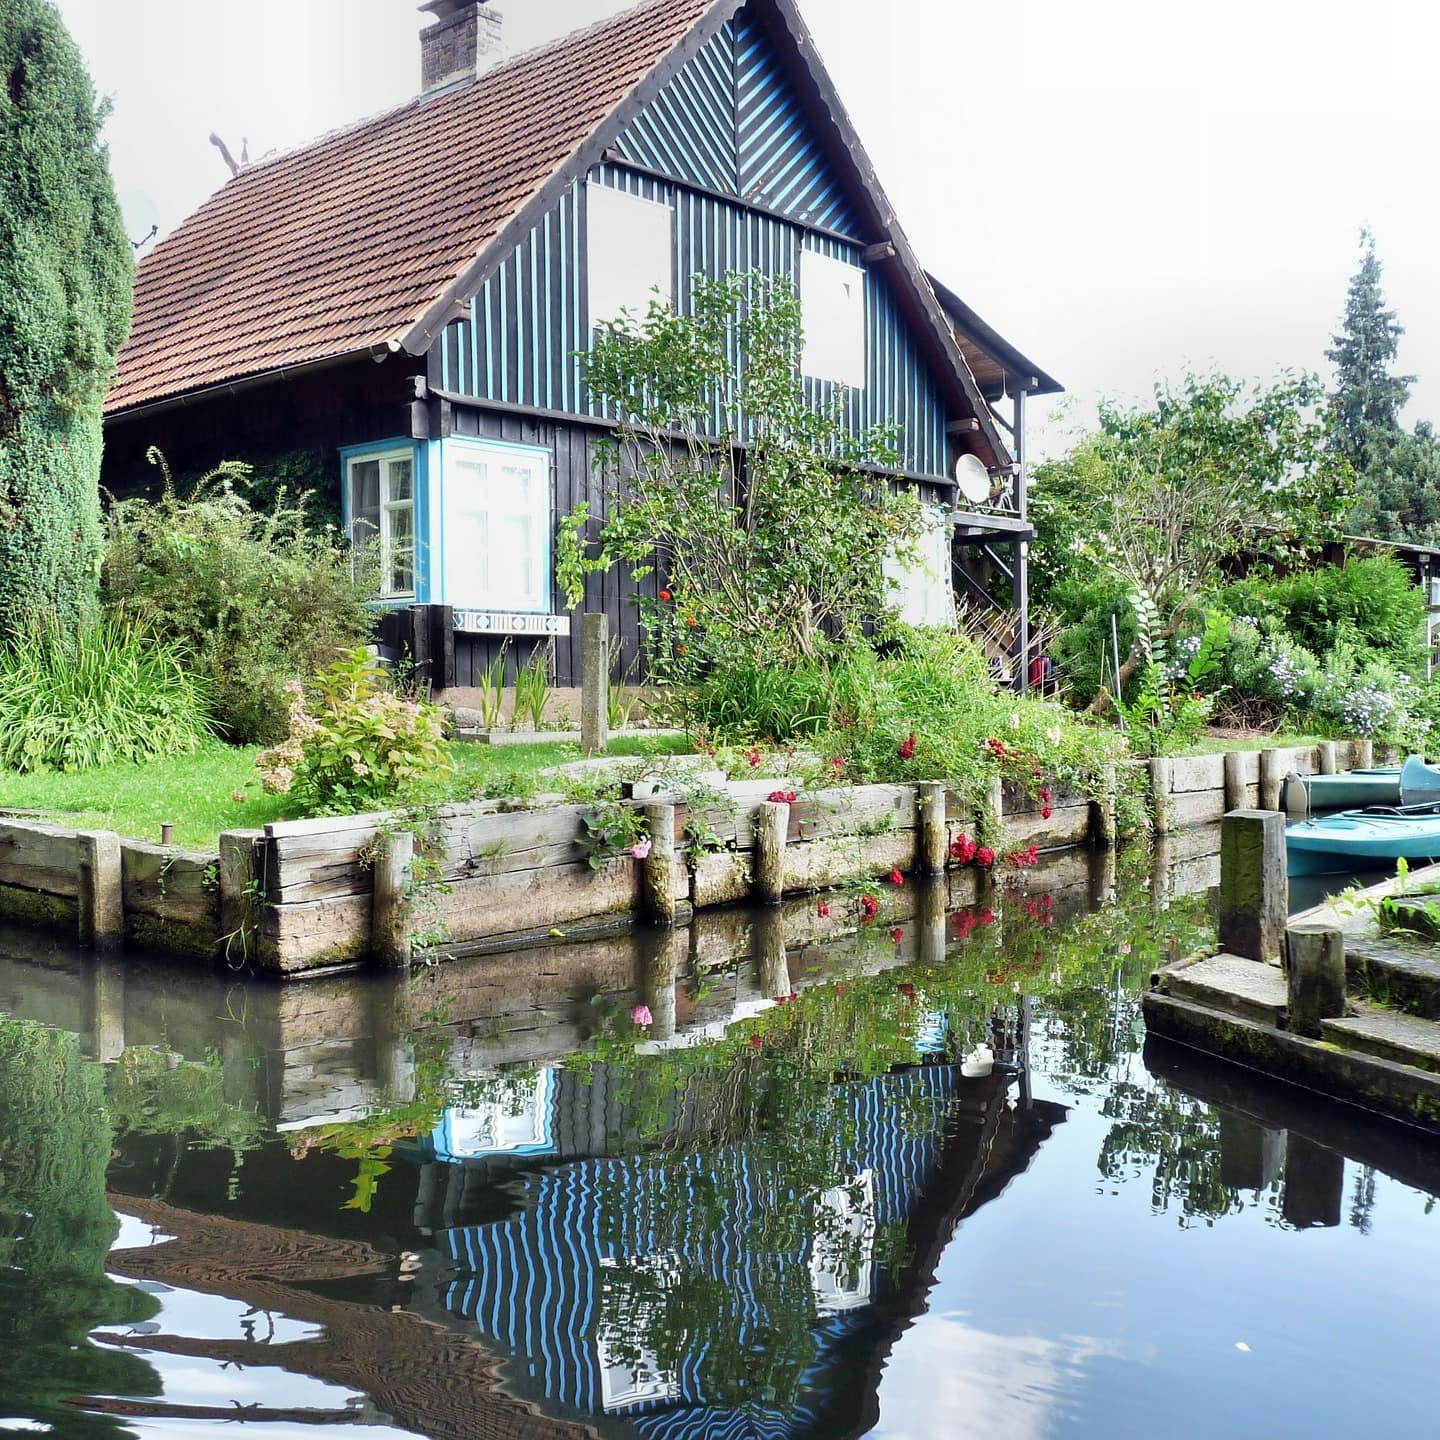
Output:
top-left (1162, 953), bottom-right (1288, 1027)
top-left (1345, 936), bottom-right (1440, 1020)
top-left (1322, 1008), bottom-right (1440, 1076)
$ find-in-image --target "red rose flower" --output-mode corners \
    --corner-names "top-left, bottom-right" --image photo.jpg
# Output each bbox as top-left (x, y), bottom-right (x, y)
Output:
top-left (816, 900), bottom-right (831, 918)
top-left (889, 867), bottom-right (904, 886)
top-left (658, 588), bottom-right (672, 602)
top-left (890, 927), bottom-right (905, 944)
top-left (898, 731), bottom-right (917, 760)
top-left (749, 1034), bottom-right (763, 1049)
top-left (859, 894), bottom-right (879, 922)
top-left (976, 846), bottom-right (996, 868)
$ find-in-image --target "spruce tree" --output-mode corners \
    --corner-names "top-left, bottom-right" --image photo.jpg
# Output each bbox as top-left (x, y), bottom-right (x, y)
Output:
top-left (1326, 228), bottom-right (1413, 475)
top-left (0, 0), bottom-right (132, 635)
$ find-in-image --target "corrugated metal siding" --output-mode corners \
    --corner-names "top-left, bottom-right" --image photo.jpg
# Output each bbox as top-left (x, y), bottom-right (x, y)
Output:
top-left (438, 1064), bottom-right (961, 1428)
top-left (436, 167), bottom-right (947, 478)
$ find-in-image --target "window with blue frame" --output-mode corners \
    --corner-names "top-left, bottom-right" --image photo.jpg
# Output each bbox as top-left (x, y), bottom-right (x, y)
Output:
top-left (347, 446), bottom-right (416, 599)
top-left (438, 436), bottom-right (552, 613)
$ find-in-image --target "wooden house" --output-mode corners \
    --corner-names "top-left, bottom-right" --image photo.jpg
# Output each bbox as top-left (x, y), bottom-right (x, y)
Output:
top-left (102, 0), bottom-right (1061, 703)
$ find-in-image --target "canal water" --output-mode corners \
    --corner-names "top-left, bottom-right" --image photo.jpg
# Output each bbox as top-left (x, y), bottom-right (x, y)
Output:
top-left (1, 836), bottom-right (1437, 1439)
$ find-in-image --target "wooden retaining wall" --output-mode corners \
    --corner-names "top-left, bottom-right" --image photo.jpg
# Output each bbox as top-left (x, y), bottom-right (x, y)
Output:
top-left (0, 739), bottom-right (1373, 974)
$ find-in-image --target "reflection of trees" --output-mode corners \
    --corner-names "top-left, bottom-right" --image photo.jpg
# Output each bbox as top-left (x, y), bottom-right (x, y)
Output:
top-left (0, 1018), bottom-right (161, 1435)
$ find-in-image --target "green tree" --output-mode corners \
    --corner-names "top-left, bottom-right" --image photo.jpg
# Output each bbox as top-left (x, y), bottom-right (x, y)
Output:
top-left (0, 0), bottom-right (132, 635)
top-left (1030, 371), bottom-right (1350, 709)
top-left (563, 272), bottom-right (920, 672)
top-left (1327, 228), bottom-right (1413, 476)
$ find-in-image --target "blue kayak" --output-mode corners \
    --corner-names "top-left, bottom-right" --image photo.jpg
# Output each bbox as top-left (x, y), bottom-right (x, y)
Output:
top-left (1287, 802), bottom-right (1440, 876)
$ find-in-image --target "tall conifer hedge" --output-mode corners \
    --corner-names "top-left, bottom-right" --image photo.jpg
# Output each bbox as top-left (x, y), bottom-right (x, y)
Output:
top-left (0, 0), bottom-right (131, 634)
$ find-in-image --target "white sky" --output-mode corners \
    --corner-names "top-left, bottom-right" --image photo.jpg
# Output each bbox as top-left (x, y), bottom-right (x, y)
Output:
top-left (54, 0), bottom-right (1440, 456)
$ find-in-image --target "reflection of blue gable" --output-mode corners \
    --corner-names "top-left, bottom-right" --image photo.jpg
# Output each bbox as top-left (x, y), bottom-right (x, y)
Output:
top-left (430, 1069), bottom-right (558, 1163)
top-left (439, 1065), bottom-right (965, 1437)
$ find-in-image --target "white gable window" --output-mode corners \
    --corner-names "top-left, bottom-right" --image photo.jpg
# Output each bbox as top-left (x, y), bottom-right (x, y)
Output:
top-left (885, 504), bottom-right (955, 628)
top-left (348, 449), bottom-right (416, 599)
top-left (587, 181), bottom-right (675, 332)
top-left (800, 248), bottom-right (866, 388)
top-left (441, 438), bottom-right (551, 613)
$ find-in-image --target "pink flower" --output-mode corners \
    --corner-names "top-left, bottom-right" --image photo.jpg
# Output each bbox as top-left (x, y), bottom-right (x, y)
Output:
top-left (830, 756), bottom-right (846, 774)
top-left (816, 900), bottom-right (831, 918)
top-left (744, 747), bottom-right (762, 768)
top-left (768, 789), bottom-right (798, 804)
top-left (950, 834), bottom-right (978, 865)
top-left (630, 1004), bottom-right (653, 1027)
top-left (630, 837), bottom-right (652, 860)
top-left (889, 867), bottom-right (905, 887)
top-left (1120, 942), bottom-right (1132, 954)
top-left (834, 982), bottom-right (846, 994)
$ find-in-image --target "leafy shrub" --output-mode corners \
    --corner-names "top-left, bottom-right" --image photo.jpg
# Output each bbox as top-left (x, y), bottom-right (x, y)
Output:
top-left (256, 650), bottom-right (453, 816)
top-left (692, 629), bottom-right (1128, 813)
top-left (102, 452), bottom-right (375, 744)
top-left (0, 620), bottom-right (211, 773)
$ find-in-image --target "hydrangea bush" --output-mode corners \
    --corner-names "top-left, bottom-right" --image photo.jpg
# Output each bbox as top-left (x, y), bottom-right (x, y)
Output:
top-left (256, 649), bottom-right (452, 816)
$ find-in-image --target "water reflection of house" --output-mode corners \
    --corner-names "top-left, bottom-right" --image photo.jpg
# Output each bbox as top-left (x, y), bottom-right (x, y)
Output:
top-left (413, 1063), bottom-right (1065, 1438)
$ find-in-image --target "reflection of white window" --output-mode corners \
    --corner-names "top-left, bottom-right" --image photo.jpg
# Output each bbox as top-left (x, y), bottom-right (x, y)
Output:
top-left (441, 439), bottom-right (551, 612)
top-left (349, 449), bottom-right (416, 598)
top-left (885, 504), bottom-right (955, 628)
top-left (596, 1253), bottom-right (683, 1412)
top-left (433, 1069), bottom-right (555, 1160)
top-left (801, 248), bottom-right (866, 387)
top-left (810, 1170), bottom-right (876, 1315)
top-left (587, 181), bottom-right (674, 331)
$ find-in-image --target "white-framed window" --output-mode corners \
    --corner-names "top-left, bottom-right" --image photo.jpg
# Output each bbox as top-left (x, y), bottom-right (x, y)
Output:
top-left (348, 448), bottom-right (416, 599)
top-left (800, 247), bottom-right (866, 388)
top-left (587, 181), bottom-right (675, 332)
top-left (885, 503), bottom-right (956, 628)
top-left (441, 438), bottom-right (551, 613)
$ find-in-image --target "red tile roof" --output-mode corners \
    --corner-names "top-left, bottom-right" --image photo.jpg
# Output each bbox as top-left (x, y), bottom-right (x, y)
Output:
top-left (106, 0), bottom-right (720, 415)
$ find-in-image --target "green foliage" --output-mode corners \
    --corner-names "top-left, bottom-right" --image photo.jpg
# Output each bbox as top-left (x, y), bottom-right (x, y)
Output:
top-left (576, 798), bottom-right (650, 870)
top-left (693, 628), bottom-right (1128, 810)
top-left (1031, 371), bottom-right (1352, 708)
top-left (0, 0), bottom-right (133, 636)
top-left (573, 272), bottom-right (921, 671)
top-left (0, 617), bottom-right (212, 773)
top-left (513, 640), bottom-right (554, 728)
top-left (102, 450), bottom-right (376, 743)
top-left (256, 648), bottom-right (454, 816)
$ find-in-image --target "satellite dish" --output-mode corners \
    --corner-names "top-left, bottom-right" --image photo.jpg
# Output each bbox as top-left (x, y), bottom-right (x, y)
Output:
top-left (954, 452), bottom-right (991, 505)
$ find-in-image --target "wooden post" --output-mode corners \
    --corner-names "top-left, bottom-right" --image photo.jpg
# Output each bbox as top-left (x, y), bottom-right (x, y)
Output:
top-left (1148, 757), bottom-right (1172, 835)
top-left (1258, 749), bottom-right (1285, 810)
top-left (76, 830), bottom-right (123, 950)
top-left (1317, 741), bottom-right (1338, 775)
top-left (86, 956), bottom-right (126, 1062)
top-left (218, 829), bottom-right (263, 964)
top-left (1282, 1134), bottom-right (1344, 1229)
top-left (917, 876), bottom-right (946, 967)
top-left (1223, 751), bottom-right (1247, 812)
top-left (1354, 737), bottom-right (1374, 769)
top-left (981, 775), bottom-right (1004, 841)
top-left (915, 783), bottom-right (947, 876)
top-left (372, 830), bottom-right (415, 968)
top-left (753, 801), bottom-right (789, 904)
top-left (1284, 922), bottom-right (1346, 1038)
top-left (642, 802), bottom-right (678, 927)
top-left (643, 929), bottom-right (682, 1041)
top-left (581, 612), bottom-right (609, 755)
top-left (1218, 811), bottom-right (1287, 963)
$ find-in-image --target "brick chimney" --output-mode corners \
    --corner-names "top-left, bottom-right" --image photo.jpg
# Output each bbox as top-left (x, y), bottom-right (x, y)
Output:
top-left (419, 0), bottom-right (504, 93)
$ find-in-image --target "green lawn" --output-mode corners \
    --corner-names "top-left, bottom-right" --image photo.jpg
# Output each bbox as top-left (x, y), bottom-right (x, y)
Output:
top-left (0, 734), bottom-right (694, 851)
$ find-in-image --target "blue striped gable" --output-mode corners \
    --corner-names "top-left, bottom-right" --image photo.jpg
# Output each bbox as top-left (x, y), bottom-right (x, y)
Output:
top-left (734, 11), bottom-right (860, 237)
top-left (613, 7), bottom-right (863, 239)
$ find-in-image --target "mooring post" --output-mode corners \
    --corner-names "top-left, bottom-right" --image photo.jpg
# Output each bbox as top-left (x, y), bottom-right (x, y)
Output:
top-left (917, 876), bottom-right (946, 967)
top-left (1282, 1134), bottom-right (1344, 1229)
top-left (218, 829), bottom-right (264, 964)
top-left (1218, 810), bottom-right (1287, 962)
top-left (86, 955), bottom-right (126, 1062)
top-left (643, 929), bottom-right (681, 1041)
top-left (916, 783), bottom-right (947, 876)
top-left (581, 612), bottom-right (609, 756)
top-left (981, 774), bottom-right (1004, 840)
top-left (1223, 751), bottom-right (1247, 812)
top-left (1284, 922), bottom-right (1346, 1038)
top-left (642, 802), bottom-right (678, 927)
top-left (76, 830), bottom-right (124, 951)
top-left (1148, 757), bottom-right (1173, 835)
top-left (1354, 737), bottom-right (1374, 769)
top-left (753, 800), bottom-right (789, 904)
top-left (1317, 741), bottom-right (1338, 775)
top-left (372, 830), bottom-right (415, 968)
top-left (1259, 749), bottom-right (1285, 810)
